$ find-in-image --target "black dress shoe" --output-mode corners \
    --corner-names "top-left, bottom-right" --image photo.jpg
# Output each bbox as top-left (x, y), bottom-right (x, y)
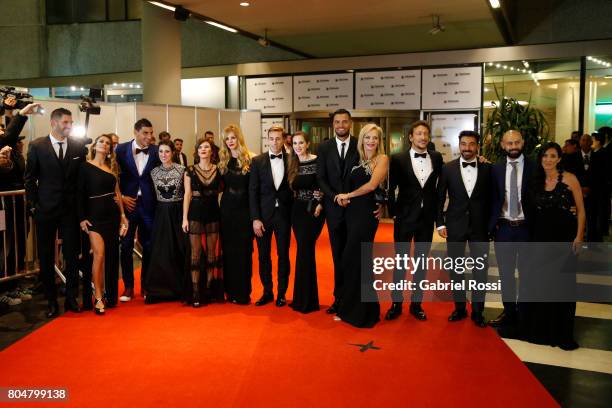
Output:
top-left (276, 296), bottom-right (287, 307)
top-left (385, 302), bottom-right (403, 320)
top-left (64, 298), bottom-right (81, 313)
top-left (488, 311), bottom-right (516, 327)
top-left (255, 293), bottom-right (274, 306)
top-left (471, 312), bottom-right (487, 328)
top-left (326, 302), bottom-right (339, 314)
top-left (46, 301), bottom-right (59, 318)
top-left (448, 308), bottom-right (468, 322)
top-left (409, 304), bottom-right (427, 321)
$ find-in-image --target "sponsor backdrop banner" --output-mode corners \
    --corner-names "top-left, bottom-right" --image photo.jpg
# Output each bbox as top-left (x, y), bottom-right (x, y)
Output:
top-left (355, 70), bottom-right (421, 110)
top-left (422, 66), bottom-right (482, 110)
top-left (430, 113), bottom-right (478, 161)
top-left (246, 76), bottom-right (292, 114)
top-left (293, 73), bottom-right (353, 111)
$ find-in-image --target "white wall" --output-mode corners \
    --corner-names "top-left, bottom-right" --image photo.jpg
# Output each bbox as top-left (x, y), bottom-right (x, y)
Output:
top-left (181, 77), bottom-right (226, 109)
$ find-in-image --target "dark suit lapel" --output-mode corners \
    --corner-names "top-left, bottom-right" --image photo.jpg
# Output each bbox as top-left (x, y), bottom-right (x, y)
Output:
top-left (264, 153), bottom-right (275, 189)
top-left (403, 151), bottom-right (420, 187)
top-left (423, 151), bottom-right (438, 186)
top-left (454, 159), bottom-right (470, 198)
top-left (125, 140), bottom-right (139, 176)
top-left (472, 162), bottom-right (486, 197)
top-left (341, 137), bottom-right (356, 178)
top-left (44, 136), bottom-right (63, 171)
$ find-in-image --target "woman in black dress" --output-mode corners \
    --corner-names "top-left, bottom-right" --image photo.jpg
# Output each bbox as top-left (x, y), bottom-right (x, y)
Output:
top-left (218, 125), bottom-right (253, 305)
top-left (287, 131), bottom-right (324, 313)
top-left (335, 124), bottom-right (388, 328)
top-left (145, 141), bottom-right (188, 304)
top-left (182, 138), bottom-right (223, 306)
top-left (78, 134), bottom-right (129, 315)
top-left (521, 142), bottom-right (585, 350)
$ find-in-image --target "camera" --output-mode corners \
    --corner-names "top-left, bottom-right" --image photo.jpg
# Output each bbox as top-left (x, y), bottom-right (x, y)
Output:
top-left (79, 88), bottom-right (102, 115)
top-left (0, 87), bottom-right (33, 114)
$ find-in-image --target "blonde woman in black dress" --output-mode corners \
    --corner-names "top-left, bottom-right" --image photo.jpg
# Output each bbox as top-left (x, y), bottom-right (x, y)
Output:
top-left (78, 134), bottom-right (129, 315)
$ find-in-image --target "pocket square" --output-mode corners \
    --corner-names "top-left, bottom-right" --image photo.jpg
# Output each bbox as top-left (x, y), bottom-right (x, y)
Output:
top-left (73, 156), bottom-right (80, 160)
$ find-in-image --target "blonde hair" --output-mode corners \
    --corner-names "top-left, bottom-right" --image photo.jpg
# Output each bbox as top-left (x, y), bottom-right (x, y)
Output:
top-left (357, 123), bottom-right (385, 163)
top-left (89, 134), bottom-right (118, 176)
top-left (218, 124), bottom-right (251, 175)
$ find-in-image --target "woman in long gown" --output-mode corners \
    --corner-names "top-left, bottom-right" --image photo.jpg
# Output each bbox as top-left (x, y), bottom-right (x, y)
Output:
top-left (218, 125), bottom-right (253, 305)
top-left (78, 134), bottom-right (129, 315)
top-left (521, 142), bottom-right (585, 350)
top-left (145, 141), bottom-right (188, 304)
top-left (335, 124), bottom-right (389, 328)
top-left (182, 138), bottom-right (223, 306)
top-left (287, 131), bottom-right (324, 313)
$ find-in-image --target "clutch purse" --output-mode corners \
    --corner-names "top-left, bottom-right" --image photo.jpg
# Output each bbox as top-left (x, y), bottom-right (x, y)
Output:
top-left (374, 186), bottom-right (388, 204)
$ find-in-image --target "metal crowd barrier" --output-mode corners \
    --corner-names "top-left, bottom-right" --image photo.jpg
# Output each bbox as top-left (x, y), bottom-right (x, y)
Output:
top-left (0, 189), bottom-right (37, 282)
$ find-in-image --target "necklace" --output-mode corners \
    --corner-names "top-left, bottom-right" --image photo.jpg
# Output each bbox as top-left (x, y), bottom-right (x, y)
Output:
top-left (195, 164), bottom-right (217, 183)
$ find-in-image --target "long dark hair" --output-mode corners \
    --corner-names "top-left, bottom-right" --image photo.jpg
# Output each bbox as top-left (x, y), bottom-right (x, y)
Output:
top-left (287, 131), bottom-right (310, 190)
top-left (532, 141), bottom-right (563, 192)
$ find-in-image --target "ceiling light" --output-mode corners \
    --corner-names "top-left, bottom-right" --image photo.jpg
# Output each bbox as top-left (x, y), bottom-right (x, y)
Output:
top-left (487, 62), bottom-right (493, 66)
top-left (112, 82), bottom-right (118, 86)
top-left (239, 2), bottom-right (250, 6)
top-left (522, 60), bottom-right (530, 68)
top-left (206, 21), bottom-right (238, 33)
top-left (70, 86), bottom-right (76, 91)
top-left (148, 1), bottom-right (175, 12)
top-left (489, 0), bottom-right (501, 9)
top-left (495, 64), bottom-right (501, 68)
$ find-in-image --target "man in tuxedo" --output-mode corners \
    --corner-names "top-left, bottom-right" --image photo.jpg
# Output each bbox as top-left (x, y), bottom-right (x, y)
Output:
top-left (316, 109), bottom-right (360, 314)
top-left (488, 129), bottom-right (535, 328)
top-left (587, 133), bottom-right (608, 242)
top-left (386, 120), bottom-right (443, 321)
top-left (115, 118), bottom-right (160, 302)
top-left (598, 126), bottom-right (612, 238)
top-left (172, 138), bottom-right (188, 166)
top-left (437, 130), bottom-right (491, 327)
top-left (24, 108), bottom-right (88, 317)
top-left (249, 125), bottom-right (293, 307)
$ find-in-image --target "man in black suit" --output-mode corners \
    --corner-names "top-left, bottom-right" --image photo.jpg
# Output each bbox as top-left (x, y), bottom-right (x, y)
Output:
top-left (172, 138), bottom-right (188, 166)
top-left (437, 130), bottom-right (491, 327)
top-left (24, 108), bottom-right (88, 317)
top-left (598, 126), bottom-right (612, 237)
top-left (386, 120), bottom-right (443, 321)
top-left (249, 125), bottom-right (293, 307)
top-left (316, 109), bottom-right (360, 314)
top-left (488, 129), bottom-right (535, 328)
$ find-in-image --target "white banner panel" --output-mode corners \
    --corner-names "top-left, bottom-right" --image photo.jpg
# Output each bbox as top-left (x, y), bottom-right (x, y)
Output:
top-left (430, 113), bottom-right (478, 162)
top-left (293, 73), bottom-right (353, 111)
top-left (422, 66), bottom-right (482, 110)
top-left (261, 117), bottom-right (285, 152)
top-left (181, 77), bottom-right (225, 109)
top-left (355, 70), bottom-right (420, 109)
top-left (246, 76), bottom-right (292, 114)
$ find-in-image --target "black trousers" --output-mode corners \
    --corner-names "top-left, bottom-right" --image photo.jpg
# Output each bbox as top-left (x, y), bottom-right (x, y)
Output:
top-left (36, 213), bottom-right (80, 303)
top-left (446, 235), bottom-right (489, 313)
top-left (392, 215), bottom-right (434, 304)
top-left (255, 209), bottom-right (291, 297)
top-left (326, 217), bottom-right (347, 303)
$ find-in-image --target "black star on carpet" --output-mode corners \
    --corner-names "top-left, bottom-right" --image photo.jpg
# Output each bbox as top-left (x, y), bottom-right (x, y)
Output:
top-left (349, 341), bottom-right (381, 352)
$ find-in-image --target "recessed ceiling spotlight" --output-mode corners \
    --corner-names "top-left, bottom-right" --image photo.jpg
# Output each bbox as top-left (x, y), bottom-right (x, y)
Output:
top-left (239, 2), bottom-right (250, 6)
top-left (489, 0), bottom-right (501, 9)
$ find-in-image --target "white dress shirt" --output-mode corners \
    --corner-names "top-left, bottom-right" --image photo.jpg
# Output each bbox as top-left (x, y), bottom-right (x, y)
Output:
top-left (49, 134), bottom-right (67, 159)
top-left (409, 148), bottom-right (433, 188)
top-left (459, 157), bottom-right (478, 197)
top-left (335, 136), bottom-right (350, 159)
top-left (132, 140), bottom-right (149, 196)
top-left (581, 150), bottom-right (590, 170)
top-left (502, 154), bottom-right (525, 220)
top-left (269, 150), bottom-right (284, 206)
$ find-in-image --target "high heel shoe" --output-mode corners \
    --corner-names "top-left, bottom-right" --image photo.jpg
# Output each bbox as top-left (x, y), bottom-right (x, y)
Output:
top-left (94, 298), bottom-right (105, 315)
top-left (192, 290), bottom-right (201, 308)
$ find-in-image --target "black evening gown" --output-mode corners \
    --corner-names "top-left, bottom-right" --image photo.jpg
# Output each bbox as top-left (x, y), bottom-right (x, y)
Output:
top-left (145, 164), bottom-right (189, 303)
top-left (337, 164), bottom-right (381, 328)
top-left (220, 157), bottom-right (253, 304)
top-left (77, 162), bottom-right (120, 304)
top-left (290, 158), bottom-right (324, 313)
top-left (521, 170), bottom-right (578, 349)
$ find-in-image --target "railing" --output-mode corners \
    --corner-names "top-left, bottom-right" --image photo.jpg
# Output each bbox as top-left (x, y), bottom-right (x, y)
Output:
top-left (0, 189), bottom-right (37, 282)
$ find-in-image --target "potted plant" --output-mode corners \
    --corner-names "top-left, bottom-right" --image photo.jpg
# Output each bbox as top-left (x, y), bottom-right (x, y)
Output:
top-left (482, 83), bottom-right (549, 163)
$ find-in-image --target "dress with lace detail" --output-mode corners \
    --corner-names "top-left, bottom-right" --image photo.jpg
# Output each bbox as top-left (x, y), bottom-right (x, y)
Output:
top-left (186, 164), bottom-right (222, 234)
top-left (151, 163), bottom-right (185, 202)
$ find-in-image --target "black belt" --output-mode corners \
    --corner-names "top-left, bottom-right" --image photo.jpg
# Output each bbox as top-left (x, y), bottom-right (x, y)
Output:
top-left (498, 218), bottom-right (526, 227)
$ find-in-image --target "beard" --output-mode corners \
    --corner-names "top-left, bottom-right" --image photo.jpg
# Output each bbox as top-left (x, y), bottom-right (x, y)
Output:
top-left (335, 128), bottom-right (349, 138)
top-left (506, 149), bottom-right (522, 159)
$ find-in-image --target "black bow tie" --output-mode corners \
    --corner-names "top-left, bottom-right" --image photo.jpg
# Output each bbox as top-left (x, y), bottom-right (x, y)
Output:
top-left (270, 154), bottom-right (282, 160)
top-left (414, 152), bottom-right (427, 159)
top-left (462, 161), bottom-right (476, 168)
top-left (136, 147), bottom-right (149, 155)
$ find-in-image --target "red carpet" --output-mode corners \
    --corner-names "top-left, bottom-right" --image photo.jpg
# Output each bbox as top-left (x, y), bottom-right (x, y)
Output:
top-left (2, 224), bottom-right (557, 407)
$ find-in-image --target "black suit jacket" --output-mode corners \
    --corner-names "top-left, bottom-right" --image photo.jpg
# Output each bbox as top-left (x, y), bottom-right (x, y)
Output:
top-left (561, 152), bottom-right (586, 186)
top-left (488, 156), bottom-right (535, 233)
top-left (24, 135), bottom-right (88, 221)
top-left (388, 149), bottom-right (443, 227)
top-left (316, 136), bottom-right (359, 228)
top-left (249, 152), bottom-right (293, 223)
top-left (437, 159), bottom-right (492, 240)
top-left (173, 152), bottom-right (188, 166)
top-left (0, 114), bottom-right (27, 148)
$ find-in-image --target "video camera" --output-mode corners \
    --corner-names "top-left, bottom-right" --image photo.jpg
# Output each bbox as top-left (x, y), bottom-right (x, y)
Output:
top-left (0, 87), bottom-right (33, 115)
top-left (79, 88), bottom-right (102, 115)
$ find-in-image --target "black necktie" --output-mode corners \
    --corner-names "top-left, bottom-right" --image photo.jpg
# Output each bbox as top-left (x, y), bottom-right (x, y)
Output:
top-left (462, 161), bottom-right (476, 168)
top-left (340, 142), bottom-right (346, 160)
top-left (271, 154), bottom-right (282, 159)
top-left (58, 142), bottom-right (64, 161)
top-left (414, 152), bottom-right (426, 158)
top-left (136, 147), bottom-right (149, 155)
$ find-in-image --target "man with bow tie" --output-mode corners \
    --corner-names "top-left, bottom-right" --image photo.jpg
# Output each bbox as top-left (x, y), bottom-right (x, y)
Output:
top-left (386, 120), bottom-right (443, 322)
top-left (249, 125), bottom-right (293, 307)
top-left (115, 118), bottom-right (160, 303)
top-left (436, 130), bottom-right (491, 327)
